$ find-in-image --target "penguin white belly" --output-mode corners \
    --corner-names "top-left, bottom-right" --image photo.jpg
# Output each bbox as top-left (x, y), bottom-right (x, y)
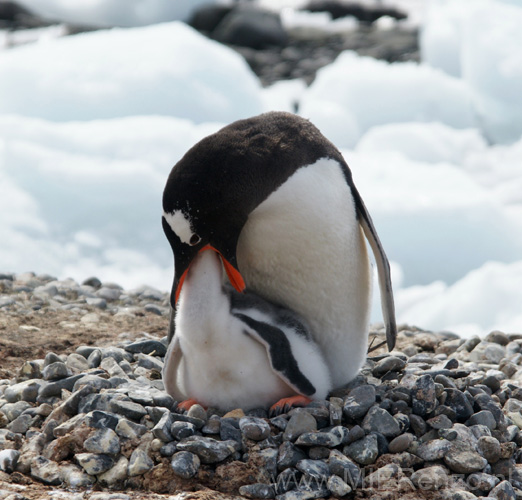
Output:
top-left (237, 158), bottom-right (372, 388)
top-left (175, 318), bottom-right (291, 411)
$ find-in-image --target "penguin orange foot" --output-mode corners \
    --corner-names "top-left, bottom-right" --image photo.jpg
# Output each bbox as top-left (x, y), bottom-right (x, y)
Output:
top-left (177, 399), bottom-right (201, 412)
top-left (269, 395), bottom-right (312, 417)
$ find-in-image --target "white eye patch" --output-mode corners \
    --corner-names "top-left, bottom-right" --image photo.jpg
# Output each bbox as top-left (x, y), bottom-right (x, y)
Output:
top-left (164, 210), bottom-right (196, 246)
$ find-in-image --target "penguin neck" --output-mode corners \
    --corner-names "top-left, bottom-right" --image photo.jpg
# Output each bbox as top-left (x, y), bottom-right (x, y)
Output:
top-left (176, 250), bottom-right (229, 328)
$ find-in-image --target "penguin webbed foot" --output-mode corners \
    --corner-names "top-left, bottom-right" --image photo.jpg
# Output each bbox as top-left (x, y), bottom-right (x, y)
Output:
top-left (177, 398), bottom-right (204, 412)
top-left (268, 395), bottom-right (312, 417)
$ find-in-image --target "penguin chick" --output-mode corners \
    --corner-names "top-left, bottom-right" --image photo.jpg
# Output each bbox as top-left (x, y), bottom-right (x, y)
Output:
top-left (162, 247), bottom-right (332, 412)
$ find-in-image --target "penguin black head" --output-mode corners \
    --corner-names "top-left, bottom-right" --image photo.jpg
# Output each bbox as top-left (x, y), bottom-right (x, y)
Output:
top-left (162, 111), bottom-right (343, 308)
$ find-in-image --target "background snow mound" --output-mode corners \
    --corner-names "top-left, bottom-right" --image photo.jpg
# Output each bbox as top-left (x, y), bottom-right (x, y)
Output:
top-left (300, 52), bottom-right (475, 149)
top-left (0, 22), bottom-right (263, 123)
top-left (15, 0), bottom-right (215, 27)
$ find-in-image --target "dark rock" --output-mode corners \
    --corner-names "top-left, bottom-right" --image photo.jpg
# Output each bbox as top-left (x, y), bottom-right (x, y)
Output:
top-left (277, 441), bottom-right (307, 471)
top-left (76, 452), bottom-right (114, 475)
top-left (124, 339), bottom-right (167, 357)
top-left (362, 406), bottom-right (401, 438)
top-left (239, 416), bottom-right (271, 441)
top-left (213, 6), bottom-right (288, 50)
top-left (328, 449), bottom-right (360, 487)
top-left (304, 0), bottom-right (407, 24)
top-left (109, 399), bottom-right (147, 421)
top-left (176, 436), bottom-right (237, 464)
top-left (444, 442), bottom-right (488, 474)
top-left (170, 421), bottom-right (196, 440)
top-left (84, 427), bottom-right (120, 455)
top-left (343, 384), bottom-right (376, 420)
top-left (388, 433), bottom-right (415, 453)
top-left (412, 374), bottom-right (437, 417)
top-left (283, 410), bottom-right (317, 441)
top-left (445, 388), bottom-right (474, 421)
top-left (239, 483), bottom-right (276, 499)
top-left (188, 4), bottom-right (233, 34)
top-left (466, 410), bottom-right (497, 430)
top-left (344, 434), bottom-right (379, 465)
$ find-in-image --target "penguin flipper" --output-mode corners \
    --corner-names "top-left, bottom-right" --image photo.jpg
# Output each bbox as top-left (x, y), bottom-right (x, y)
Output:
top-left (161, 334), bottom-right (186, 401)
top-left (351, 184), bottom-right (397, 351)
top-left (234, 313), bottom-right (317, 397)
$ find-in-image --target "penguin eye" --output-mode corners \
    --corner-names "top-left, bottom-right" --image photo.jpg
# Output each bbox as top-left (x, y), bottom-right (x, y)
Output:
top-left (189, 234), bottom-right (201, 246)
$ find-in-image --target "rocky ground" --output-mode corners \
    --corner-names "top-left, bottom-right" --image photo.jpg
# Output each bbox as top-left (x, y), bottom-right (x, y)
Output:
top-left (2, 272), bottom-right (522, 500)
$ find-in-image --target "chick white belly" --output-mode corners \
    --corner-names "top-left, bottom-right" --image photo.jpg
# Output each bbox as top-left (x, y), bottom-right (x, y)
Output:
top-left (236, 158), bottom-right (372, 388)
top-left (176, 329), bottom-right (290, 411)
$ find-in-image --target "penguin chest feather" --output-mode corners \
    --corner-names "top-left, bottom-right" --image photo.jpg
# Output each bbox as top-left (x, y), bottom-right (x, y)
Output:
top-left (237, 158), bottom-right (372, 387)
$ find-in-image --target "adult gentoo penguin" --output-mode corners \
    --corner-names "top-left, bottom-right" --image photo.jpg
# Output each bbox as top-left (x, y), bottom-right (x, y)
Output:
top-left (162, 111), bottom-right (396, 402)
top-left (162, 246), bottom-right (332, 412)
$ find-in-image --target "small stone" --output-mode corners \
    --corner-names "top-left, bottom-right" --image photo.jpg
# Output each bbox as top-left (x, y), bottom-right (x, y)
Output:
top-left (31, 455), bottom-right (61, 485)
top-left (176, 436), bottom-right (237, 464)
top-left (467, 472), bottom-right (499, 492)
top-left (86, 297), bottom-right (107, 309)
top-left (328, 449), bottom-right (360, 486)
top-left (329, 397), bottom-right (343, 426)
top-left (171, 421), bottom-right (197, 440)
top-left (283, 410), bottom-right (317, 441)
top-left (8, 414), bottom-right (34, 434)
top-left (202, 415), bottom-right (221, 435)
top-left (4, 379), bottom-right (43, 403)
top-left (84, 428), bottom-right (121, 455)
top-left (388, 433), bottom-right (415, 453)
top-left (344, 434), bottom-right (379, 465)
top-left (277, 441), bottom-right (307, 471)
top-left (0, 449), bottom-right (20, 473)
top-left (415, 439), bottom-right (452, 461)
top-left (66, 353), bottom-right (89, 373)
top-left (187, 404), bottom-right (208, 422)
top-left (76, 453), bottom-right (114, 475)
top-left (477, 436), bottom-right (501, 463)
top-left (115, 418), bottom-right (148, 440)
top-left (136, 353), bottom-right (163, 371)
top-left (160, 442), bottom-right (177, 457)
top-left (327, 474), bottom-right (352, 497)
top-left (294, 429), bottom-right (344, 448)
top-left (127, 448), bottom-right (154, 476)
top-left (411, 465), bottom-right (448, 490)
top-left (488, 480), bottom-right (516, 500)
top-left (87, 349), bottom-right (102, 368)
top-left (152, 410), bottom-right (174, 442)
top-left (223, 408), bottom-right (245, 418)
top-left (97, 287), bottom-right (121, 301)
top-left (239, 483), bottom-right (277, 499)
top-left (81, 312), bottom-right (100, 324)
top-left (362, 406), bottom-right (401, 438)
top-left (42, 361), bottom-right (70, 381)
top-left (466, 410), bottom-right (497, 430)
top-left (427, 414), bottom-right (453, 429)
top-left (239, 417), bottom-right (271, 441)
top-left (60, 463), bottom-right (96, 488)
top-left (109, 399), bottom-right (147, 421)
top-left (445, 388), bottom-right (474, 421)
top-left (412, 374), bottom-right (437, 417)
top-left (295, 459), bottom-right (330, 480)
top-left (100, 357), bottom-right (127, 378)
top-left (364, 463), bottom-right (400, 488)
top-left (97, 456), bottom-right (129, 488)
top-left (1, 401), bottom-right (32, 421)
top-left (444, 442), bottom-right (488, 473)
top-left (220, 419), bottom-right (242, 444)
top-left (343, 385), bottom-right (376, 420)
top-left (373, 356), bottom-right (406, 376)
top-left (170, 450), bottom-right (200, 479)
top-left (87, 410), bottom-right (119, 430)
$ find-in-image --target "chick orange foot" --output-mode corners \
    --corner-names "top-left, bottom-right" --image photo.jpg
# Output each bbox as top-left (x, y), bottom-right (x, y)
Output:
top-left (269, 395), bottom-right (312, 417)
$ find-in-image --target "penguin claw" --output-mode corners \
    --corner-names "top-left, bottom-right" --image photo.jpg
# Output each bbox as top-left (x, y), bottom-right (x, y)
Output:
top-left (269, 395), bottom-right (312, 417)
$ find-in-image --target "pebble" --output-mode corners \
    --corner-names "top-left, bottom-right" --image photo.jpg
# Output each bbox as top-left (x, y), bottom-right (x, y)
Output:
top-left (3, 273), bottom-right (522, 499)
top-left (283, 410), bottom-right (317, 441)
top-left (170, 450), bottom-right (200, 479)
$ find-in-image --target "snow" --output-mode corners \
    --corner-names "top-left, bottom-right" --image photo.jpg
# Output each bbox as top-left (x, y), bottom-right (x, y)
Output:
top-left (15, 0), bottom-right (215, 27)
top-left (0, 22), bottom-right (262, 124)
top-left (1, 1), bottom-right (522, 337)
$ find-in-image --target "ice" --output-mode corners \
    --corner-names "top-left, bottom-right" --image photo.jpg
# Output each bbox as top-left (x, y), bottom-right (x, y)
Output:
top-left (15, 0), bottom-right (215, 27)
top-left (0, 22), bottom-right (263, 123)
top-left (1, 1), bottom-right (522, 336)
top-left (394, 260), bottom-right (522, 336)
top-left (421, 0), bottom-right (522, 144)
top-left (300, 52), bottom-right (475, 148)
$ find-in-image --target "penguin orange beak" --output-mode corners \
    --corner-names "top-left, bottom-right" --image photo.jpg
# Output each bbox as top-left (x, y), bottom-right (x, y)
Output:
top-left (174, 244), bottom-right (246, 303)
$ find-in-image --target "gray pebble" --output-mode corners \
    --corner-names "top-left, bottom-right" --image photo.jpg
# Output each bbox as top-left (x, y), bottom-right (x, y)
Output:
top-left (30, 455), bottom-right (61, 485)
top-left (277, 441), bottom-right (307, 471)
top-left (87, 349), bottom-right (102, 368)
top-left (176, 436), bottom-right (237, 464)
top-left (444, 442), bottom-right (488, 473)
top-left (362, 406), bottom-right (401, 438)
top-left (411, 465), bottom-right (448, 490)
top-left (478, 436), bottom-right (502, 463)
top-left (60, 463), bottom-right (96, 488)
top-left (344, 434), bottom-right (379, 465)
top-left (152, 410), bottom-right (174, 442)
top-left (373, 356), bottom-right (406, 376)
top-left (125, 339), bottom-right (167, 357)
top-left (239, 483), bottom-right (276, 499)
top-left (328, 449), bottom-right (360, 486)
top-left (388, 432), bottom-right (415, 453)
top-left (170, 450), bottom-right (200, 478)
top-left (171, 421), bottom-right (197, 440)
top-left (283, 410), bottom-right (317, 441)
top-left (0, 449), bottom-right (20, 473)
top-left (42, 361), bottom-right (70, 381)
top-left (97, 287), bottom-right (121, 301)
top-left (239, 416), bottom-right (271, 441)
top-left (295, 458), bottom-right (330, 480)
top-left (4, 380), bottom-right (43, 403)
top-left (84, 427), bottom-right (121, 455)
top-left (97, 456), bottom-right (129, 488)
top-left (109, 399), bottom-right (147, 421)
top-left (343, 384), bottom-right (376, 420)
top-left (127, 448), bottom-right (154, 476)
top-left (76, 453), bottom-right (114, 475)
top-left (327, 474), bottom-right (352, 497)
top-left (7, 413), bottom-right (34, 434)
top-left (415, 439), bottom-right (452, 461)
top-left (466, 410), bottom-right (497, 430)
top-left (1, 401), bottom-right (32, 421)
top-left (467, 472), bottom-right (499, 492)
top-left (187, 404), bottom-right (208, 423)
top-left (412, 374), bottom-right (437, 417)
top-left (136, 353), bottom-right (163, 372)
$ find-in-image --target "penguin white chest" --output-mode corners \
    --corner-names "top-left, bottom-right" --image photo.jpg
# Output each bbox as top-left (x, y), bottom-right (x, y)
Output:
top-left (236, 157), bottom-right (372, 387)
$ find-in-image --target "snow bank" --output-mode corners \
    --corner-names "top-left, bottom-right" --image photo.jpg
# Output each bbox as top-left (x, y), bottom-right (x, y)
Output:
top-left (421, 0), bottom-right (522, 143)
top-left (0, 114), bottom-right (222, 289)
top-left (395, 260), bottom-right (522, 337)
top-left (0, 22), bottom-right (263, 123)
top-left (15, 0), bottom-right (214, 27)
top-left (345, 148), bottom-right (522, 287)
top-left (299, 52), bottom-right (475, 149)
